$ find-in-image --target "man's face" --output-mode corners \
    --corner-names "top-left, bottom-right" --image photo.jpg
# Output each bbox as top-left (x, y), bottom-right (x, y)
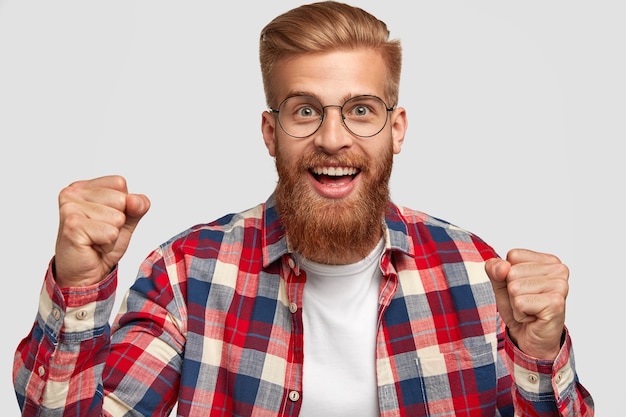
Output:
top-left (261, 49), bottom-right (407, 264)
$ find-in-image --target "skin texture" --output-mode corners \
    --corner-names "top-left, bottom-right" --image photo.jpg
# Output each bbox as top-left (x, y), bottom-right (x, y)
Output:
top-left (485, 249), bottom-right (568, 360)
top-left (54, 175), bottom-right (150, 288)
top-left (52, 48), bottom-right (568, 361)
top-left (261, 49), bottom-right (406, 265)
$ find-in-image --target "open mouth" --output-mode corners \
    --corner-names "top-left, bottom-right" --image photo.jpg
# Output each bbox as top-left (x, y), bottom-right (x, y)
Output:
top-left (310, 166), bottom-right (360, 184)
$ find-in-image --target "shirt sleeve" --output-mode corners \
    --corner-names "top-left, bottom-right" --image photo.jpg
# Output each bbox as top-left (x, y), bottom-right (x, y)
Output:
top-left (99, 248), bottom-right (186, 415)
top-left (505, 327), bottom-right (595, 416)
top-left (13, 250), bottom-right (187, 417)
top-left (13, 259), bottom-right (117, 416)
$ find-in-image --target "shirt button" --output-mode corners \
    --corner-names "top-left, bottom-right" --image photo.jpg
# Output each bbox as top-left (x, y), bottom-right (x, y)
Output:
top-left (75, 310), bottom-right (88, 320)
top-left (288, 390), bottom-right (300, 402)
top-left (288, 258), bottom-right (296, 269)
top-left (556, 372), bottom-right (563, 382)
top-left (528, 373), bottom-right (538, 384)
top-left (38, 365), bottom-right (45, 377)
top-left (289, 303), bottom-right (298, 313)
top-left (52, 308), bottom-right (61, 321)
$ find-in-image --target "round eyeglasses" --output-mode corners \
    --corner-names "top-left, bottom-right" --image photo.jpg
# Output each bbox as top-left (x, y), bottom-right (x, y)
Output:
top-left (269, 95), bottom-right (394, 138)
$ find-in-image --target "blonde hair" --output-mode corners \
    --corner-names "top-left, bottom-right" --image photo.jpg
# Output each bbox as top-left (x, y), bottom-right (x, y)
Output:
top-left (259, 1), bottom-right (402, 108)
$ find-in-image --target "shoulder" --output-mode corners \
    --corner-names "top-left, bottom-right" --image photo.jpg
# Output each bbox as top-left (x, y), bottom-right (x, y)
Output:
top-left (159, 202), bottom-right (266, 254)
top-left (388, 204), bottom-right (498, 262)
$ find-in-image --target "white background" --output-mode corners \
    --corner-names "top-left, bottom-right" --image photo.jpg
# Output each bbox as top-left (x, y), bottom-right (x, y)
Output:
top-left (1, 1), bottom-right (622, 415)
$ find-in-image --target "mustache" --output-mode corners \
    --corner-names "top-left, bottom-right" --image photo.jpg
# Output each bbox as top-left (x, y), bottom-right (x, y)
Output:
top-left (299, 152), bottom-right (369, 171)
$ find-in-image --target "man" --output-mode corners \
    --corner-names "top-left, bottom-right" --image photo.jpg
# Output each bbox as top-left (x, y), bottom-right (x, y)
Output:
top-left (14, 1), bottom-right (594, 416)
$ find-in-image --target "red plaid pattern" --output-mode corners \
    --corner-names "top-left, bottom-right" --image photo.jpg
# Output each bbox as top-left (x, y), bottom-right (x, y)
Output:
top-left (14, 196), bottom-right (594, 416)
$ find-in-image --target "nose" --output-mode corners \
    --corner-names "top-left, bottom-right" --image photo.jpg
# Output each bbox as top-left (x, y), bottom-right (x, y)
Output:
top-left (313, 105), bottom-right (354, 154)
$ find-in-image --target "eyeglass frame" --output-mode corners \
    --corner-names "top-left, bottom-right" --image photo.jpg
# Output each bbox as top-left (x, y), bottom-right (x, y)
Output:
top-left (268, 94), bottom-right (396, 139)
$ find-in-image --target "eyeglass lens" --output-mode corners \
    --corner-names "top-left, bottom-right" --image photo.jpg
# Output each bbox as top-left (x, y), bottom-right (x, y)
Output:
top-left (276, 95), bottom-right (390, 138)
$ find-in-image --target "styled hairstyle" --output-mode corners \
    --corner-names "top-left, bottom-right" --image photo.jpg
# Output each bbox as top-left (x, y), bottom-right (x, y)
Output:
top-left (259, 1), bottom-right (402, 108)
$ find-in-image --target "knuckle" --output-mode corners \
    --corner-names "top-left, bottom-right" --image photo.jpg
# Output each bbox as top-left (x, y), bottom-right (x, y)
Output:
top-left (100, 223), bottom-right (120, 245)
top-left (108, 209), bottom-right (126, 228)
top-left (552, 262), bottom-right (569, 278)
top-left (511, 296), bottom-right (526, 312)
top-left (546, 253), bottom-right (561, 263)
top-left (58, 184), bottom-right (80, 204)
top-left (555, 279), bottom-right (569, 297)
top-left (60, 212), bottom-right (83, 234)
top-left (109, 175), bottom-right (128, 191)
top-left (547, 293), bottom-right (566, 312)
top-left (506, 279), bottom-right (523, 297)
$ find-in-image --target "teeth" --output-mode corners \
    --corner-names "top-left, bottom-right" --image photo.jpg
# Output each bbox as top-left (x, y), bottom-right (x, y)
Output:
top-left (312, 166), bottom-right (358, 176)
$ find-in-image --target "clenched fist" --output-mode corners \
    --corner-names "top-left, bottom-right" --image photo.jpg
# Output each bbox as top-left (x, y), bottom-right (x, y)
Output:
top-left (485, 248), bottom-right (569, 360)
top-left (54, 175), bottom-right (150, 288)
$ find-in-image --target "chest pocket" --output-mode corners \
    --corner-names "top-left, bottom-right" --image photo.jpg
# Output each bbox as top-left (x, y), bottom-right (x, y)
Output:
top-left (414, 343), bottom-right (497, 416)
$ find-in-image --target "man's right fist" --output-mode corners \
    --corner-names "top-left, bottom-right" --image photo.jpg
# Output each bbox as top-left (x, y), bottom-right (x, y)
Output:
top-left (54, 175), bottom-right (150, 288)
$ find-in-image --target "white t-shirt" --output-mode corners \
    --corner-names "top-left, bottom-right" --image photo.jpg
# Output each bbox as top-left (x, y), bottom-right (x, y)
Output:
top-left (297, 239), bottom-right (384, 417)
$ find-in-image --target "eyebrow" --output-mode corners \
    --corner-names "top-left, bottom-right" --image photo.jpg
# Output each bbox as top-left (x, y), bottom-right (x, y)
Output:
top-left (282, 92), bottom-right (379, 105)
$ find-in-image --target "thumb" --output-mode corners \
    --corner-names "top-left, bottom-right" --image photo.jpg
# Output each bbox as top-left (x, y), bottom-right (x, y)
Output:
top-left (485, 257), bottom-right (510, 288)
top-left (124, 193), bottom-right (151, 232)
top-left (93, 193), bottom-right (150, 279)
top-left (485, 257), bottom-right (516, 327)
top-left (485, 257), bottom-right (511, 306)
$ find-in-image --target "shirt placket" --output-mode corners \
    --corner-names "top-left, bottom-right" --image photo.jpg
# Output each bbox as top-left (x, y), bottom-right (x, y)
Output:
top-left (376, 250), bottom-right (402, 416)
top-left (279, 254), bottom-right (306, 416)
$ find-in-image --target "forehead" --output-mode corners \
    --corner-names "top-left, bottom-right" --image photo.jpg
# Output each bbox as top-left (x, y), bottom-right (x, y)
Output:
top-left (272, 49), bottom-right (388, 103)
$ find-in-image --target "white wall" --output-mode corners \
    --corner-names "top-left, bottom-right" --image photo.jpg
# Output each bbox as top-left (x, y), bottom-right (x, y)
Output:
top-left (2, 1), bottom-right (621, 414)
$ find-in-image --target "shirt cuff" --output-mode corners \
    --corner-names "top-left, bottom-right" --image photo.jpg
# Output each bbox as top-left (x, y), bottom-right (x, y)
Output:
top-left (506, 327), bottom-right (576, 400)
top-left (37, 258), bottom-right (117, 341)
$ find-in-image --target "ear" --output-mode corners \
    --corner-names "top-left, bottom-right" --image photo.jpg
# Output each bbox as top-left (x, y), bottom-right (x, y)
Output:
top-left (261, 111), bottom-right (277, 157)
top-left (390, 107), bottom-right (407, 154)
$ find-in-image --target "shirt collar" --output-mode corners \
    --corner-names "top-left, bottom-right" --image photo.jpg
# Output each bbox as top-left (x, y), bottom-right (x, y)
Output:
top-left (260, 194), bottom-right (415, 268)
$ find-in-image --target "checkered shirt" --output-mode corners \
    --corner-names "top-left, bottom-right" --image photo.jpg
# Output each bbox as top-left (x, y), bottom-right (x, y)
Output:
top-left (14, 195), bottom-right (594, 416)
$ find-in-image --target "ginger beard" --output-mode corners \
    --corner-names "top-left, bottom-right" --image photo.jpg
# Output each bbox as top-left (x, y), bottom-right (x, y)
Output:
top-left (273, 141), bottom-right (393, 265)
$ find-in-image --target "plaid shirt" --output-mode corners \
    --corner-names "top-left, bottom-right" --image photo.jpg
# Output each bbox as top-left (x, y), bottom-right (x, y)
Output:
top-left (14, 196), bottom-right (594, 416)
